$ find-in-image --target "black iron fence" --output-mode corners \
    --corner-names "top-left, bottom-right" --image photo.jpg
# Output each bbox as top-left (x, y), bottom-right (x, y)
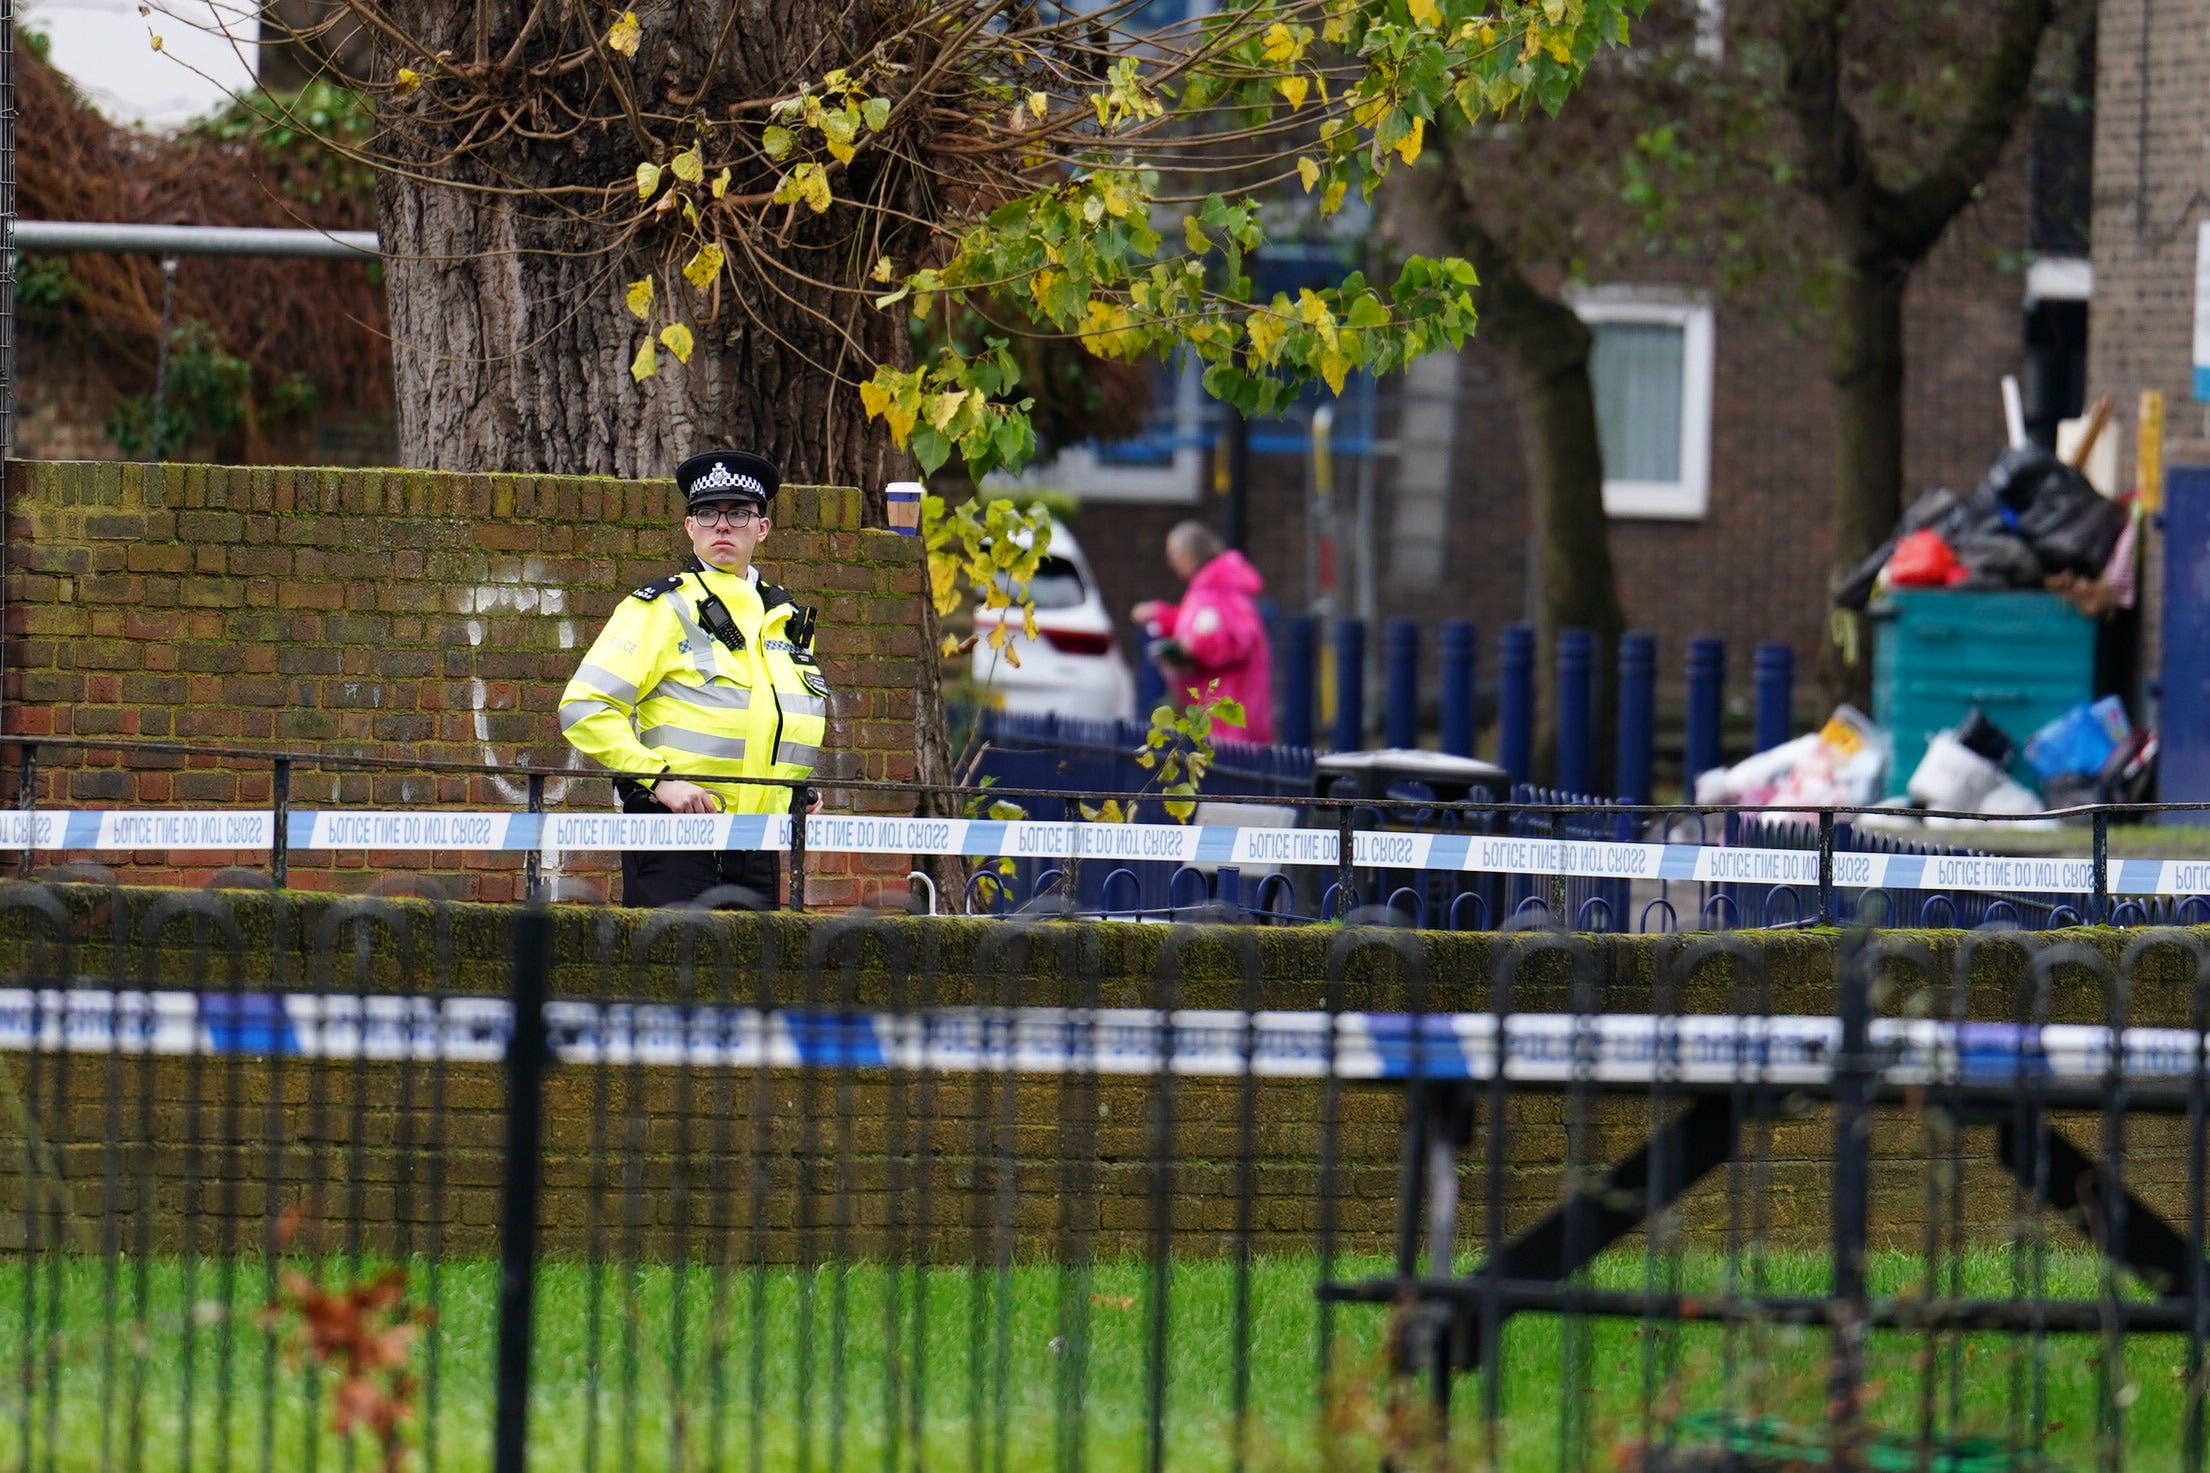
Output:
top-left (5, 734), bottom-right (2208, 935)
top-left (4, 882), bottom-right (2210, 1469)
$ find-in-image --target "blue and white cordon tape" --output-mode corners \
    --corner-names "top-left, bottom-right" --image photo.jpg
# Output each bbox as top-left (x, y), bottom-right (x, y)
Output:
top-left (0, 806), bottom-right (2202, 897)
top-left (0, 988), bottom-right (2200, 1089)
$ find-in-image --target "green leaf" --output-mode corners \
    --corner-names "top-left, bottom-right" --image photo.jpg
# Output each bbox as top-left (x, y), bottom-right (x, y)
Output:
top-left (861, 96), bottom-right (891, 131)
top-left (762, 125), bottom-right (793, 160)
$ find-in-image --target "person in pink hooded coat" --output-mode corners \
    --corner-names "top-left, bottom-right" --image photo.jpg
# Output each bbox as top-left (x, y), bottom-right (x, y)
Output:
top-left (1131, 521), bottom-right (1276, 744)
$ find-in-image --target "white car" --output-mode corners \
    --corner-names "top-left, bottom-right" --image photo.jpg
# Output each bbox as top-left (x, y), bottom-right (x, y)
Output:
top-left (970, 517), bottom-right (1138, 722)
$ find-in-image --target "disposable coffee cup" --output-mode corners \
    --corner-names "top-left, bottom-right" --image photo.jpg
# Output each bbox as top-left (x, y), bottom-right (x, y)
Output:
top-left (885, 481), bottom-right (924, 535)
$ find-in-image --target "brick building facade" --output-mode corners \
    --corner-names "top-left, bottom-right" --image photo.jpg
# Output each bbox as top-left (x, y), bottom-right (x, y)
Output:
top-left (2084, 0), bottom-right (2210, 707)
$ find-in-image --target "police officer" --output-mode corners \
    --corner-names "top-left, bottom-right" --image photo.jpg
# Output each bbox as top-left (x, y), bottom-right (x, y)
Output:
top-left (560, 449), bottom-right (830, 907)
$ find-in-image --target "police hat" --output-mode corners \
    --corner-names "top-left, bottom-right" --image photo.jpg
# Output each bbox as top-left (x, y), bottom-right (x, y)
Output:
top-left (676, 449), bottom-right (779, 513)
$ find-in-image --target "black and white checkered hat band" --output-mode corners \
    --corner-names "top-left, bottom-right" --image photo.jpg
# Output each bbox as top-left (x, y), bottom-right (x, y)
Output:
top-left (689, 463), bottom-right (766, 498)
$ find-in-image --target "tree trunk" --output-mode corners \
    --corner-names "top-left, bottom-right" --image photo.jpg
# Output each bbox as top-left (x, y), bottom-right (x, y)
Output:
top-left (1457, 226), bottom-right (1628, 785)
top-left (1823, 257), bottom-right (1909, 705)
top-left (375, 185), bottom-right (909, 496)
top-left (368, 2), bottom-right (917, 498)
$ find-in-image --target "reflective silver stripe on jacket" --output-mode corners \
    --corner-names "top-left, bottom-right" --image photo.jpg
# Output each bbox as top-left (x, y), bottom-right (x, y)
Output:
top-left (775, 742), bottom-right (821, 768)
top-left (670, 593), bottom-right (720, 680)
top-left (780, 691), bottom-right (827, 721)
top-left (557, 700), bottom-right (606, 733)
top-left (638, 678), bottom-right (752, 713)
top-left (638, 727), bottom-right (749, 761)
top-left (570, 662), bottom-right (639, 704)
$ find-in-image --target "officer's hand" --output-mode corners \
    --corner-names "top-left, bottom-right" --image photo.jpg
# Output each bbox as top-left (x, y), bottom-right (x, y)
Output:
top-left (1131, 600), bottom-right (1164, 626)
top-left (652, 779), bottom-right (719, 813)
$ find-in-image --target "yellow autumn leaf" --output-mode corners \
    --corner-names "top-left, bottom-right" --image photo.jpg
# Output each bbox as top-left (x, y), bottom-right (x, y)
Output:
top-left (1321, 177), bottom-right (1348, 216)
top-left (149, 33), bottom-right (164, 51)
top-left (1297, 157), bottom-right (1320, 193)
top-left (1182, 215), bottom-right (1207, 253)
top-left (636, 161), bottom-right (662, 200)
top-left (1262, 22), bottom-right (1298, 62)
top-left (629, 337), bottom-right (658, 382)
top-left (1298, 290), bottom-right (1338, 346)
top-left (1406, 0), bottom-right (1441, 28)
top-left (926, 389), bottom-right (968, 433)
top-left (859, 377), bottom-right (894, 420)
top-left (605, 10), bottom-right (641, 57)
top-left (1318, 346), bottom-right (1351, 395)
top-left (670, 145), bottom-right (704, 185)
top-left (794, 163), bottom-right (832, 213)
top-left (1393, 116), bottom-right (1425, 165)
top-left (711, 167), bottom-right (731, 199)
top-left (1545, 31), bottom-right (1575, 63)
top-left (774, 163), bottom-right (833, 213)
top-left (1246, 309), bottom-right (1286, 366)
top-left (1101, 184), bottom-right (1131, 218)
top-left (395, 67), bottom-right (421, 92)
top-left (1278, 74), bottom-right (1309, 109)
top-left (681, 243), bottom-right (724, 290)
top-left (1027, 91), bottom-right (1048, 119)
top-left (883, 395), bottom-right (918, 444)
top-left (658, 323), bottom-right (694, 364)
top-left (1030, 268), bottom-right (1061, 311)
top-left (624, 277), bottom-right (654, 320)
top-left (872, 255), bottom-right (895, 283)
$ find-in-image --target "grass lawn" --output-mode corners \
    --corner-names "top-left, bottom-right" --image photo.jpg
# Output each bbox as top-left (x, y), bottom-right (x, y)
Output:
top-left (0, 1247), bottom-right (2198, 1471)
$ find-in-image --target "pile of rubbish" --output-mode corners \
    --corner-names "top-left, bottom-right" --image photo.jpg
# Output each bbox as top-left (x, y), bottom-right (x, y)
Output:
top-left (1834, 445), bottom-right (2131, 610)
top-left (1694, 698), bottom-right (2157, 830)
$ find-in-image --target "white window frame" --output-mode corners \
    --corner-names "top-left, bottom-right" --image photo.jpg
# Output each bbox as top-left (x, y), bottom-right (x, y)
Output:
top-left (1568, 286), bottom-right (1715, 522)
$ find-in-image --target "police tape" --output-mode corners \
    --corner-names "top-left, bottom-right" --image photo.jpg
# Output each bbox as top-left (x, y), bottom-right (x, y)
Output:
top-left (0, 807), bottom-right (2201, 896)
top-left (0, 987), bottom-right (2200, 1088)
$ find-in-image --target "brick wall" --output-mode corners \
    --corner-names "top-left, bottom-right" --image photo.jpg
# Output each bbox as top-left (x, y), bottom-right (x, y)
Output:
top-left (0, 460), bottom-right (923, 907)
top-left (0, 898), bottom-right (2191, 1261)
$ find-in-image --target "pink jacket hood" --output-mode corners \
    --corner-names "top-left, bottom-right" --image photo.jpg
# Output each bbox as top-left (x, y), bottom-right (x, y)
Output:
top-left (1187, 549), bottom-right (1265, 597)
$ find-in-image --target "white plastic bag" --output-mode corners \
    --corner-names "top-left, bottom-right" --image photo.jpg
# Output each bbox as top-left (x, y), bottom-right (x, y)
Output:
top-left (1906, 730), bottom-right (2007, 811)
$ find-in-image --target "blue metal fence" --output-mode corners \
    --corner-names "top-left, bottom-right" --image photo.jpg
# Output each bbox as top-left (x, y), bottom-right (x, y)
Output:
top-left (1246, 618), bottom-right (1800, 797)
top-left (969, 710), bottom-right (2158, 934)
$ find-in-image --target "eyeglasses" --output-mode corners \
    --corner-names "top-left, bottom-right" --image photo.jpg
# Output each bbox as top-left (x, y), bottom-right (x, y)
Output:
top-left (692, 506), bottom-right (763, 528)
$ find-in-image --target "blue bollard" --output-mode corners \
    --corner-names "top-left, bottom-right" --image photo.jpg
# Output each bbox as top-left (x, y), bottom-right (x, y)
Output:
top-left (1330, 617), bottom-right (1366, 751)
top-left (1556, 627), bottom-right (1595, 793)
top-left (1384, 618), bottom-right (1419, 749)
top-left (1754, 641), bottom-right (1795, 754)
top-left (1280, 614), bottom-right (1317, 749)
top-left (1439, 619), bottom-right (1477, 758)
top-left (1499, 624), bottom-right (1534, 784)
top-left (1684, 637), bottom-right (1725, 788)
top-left (1615, 631), bottom-right (1656, 805)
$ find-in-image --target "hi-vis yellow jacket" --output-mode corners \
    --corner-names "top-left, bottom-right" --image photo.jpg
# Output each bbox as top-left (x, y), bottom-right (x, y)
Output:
top-left (559, 559), bottom-right (829, 815)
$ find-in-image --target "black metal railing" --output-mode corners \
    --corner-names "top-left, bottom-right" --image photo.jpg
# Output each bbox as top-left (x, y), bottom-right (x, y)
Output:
top-left (6, 734), bottom-right (2208, 936)
top-left (4, 884), bottom-right (2210, 1469)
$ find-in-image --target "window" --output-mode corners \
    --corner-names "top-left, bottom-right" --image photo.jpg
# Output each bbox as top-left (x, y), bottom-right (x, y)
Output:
top-left (1571, 288), bottom-right (1715, 520)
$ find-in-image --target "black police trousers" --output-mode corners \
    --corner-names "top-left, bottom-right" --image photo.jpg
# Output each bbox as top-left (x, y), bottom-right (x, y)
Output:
top-left (618, 788), bottom-right (781, 909)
